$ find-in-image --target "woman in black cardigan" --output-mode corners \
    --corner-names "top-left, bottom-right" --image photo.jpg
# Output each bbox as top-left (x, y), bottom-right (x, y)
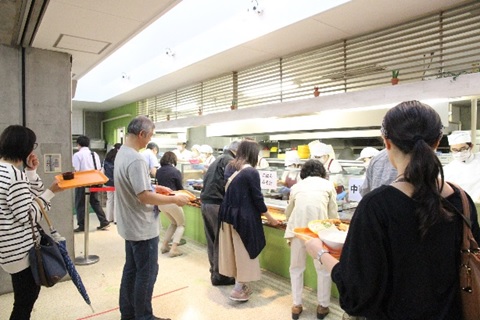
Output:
top-left (218, 140), bottom-right (280, 302)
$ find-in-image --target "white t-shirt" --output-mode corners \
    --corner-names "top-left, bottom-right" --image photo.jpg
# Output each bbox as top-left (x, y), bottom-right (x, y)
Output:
top-left (173, 149), bottom-right (193, 161)
top-left (73, 147), bottom-right (101, 171)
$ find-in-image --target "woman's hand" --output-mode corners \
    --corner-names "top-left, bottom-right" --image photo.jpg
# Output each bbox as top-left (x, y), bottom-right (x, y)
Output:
top-left (48, 180), bottom-right (63, 193)
top-left (268, 218), bottom-right (282, 226)
top-left (25, 153), bottom-right (39, 171)
top-left (305, 238), bottom-right (325, 259)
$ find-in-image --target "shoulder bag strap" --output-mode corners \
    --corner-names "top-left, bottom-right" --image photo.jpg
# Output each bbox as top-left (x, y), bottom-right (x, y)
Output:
top-left (446, 182), bottom-right (471, 227)
top-left (91, 151), bottom-right (97, 170)
top-left (447, 182), bottom-right (478, 251)
top-left (30, 198), bottom-right (52, 286)
top-left (28, 204), bottom-right (38, 244)
top-left (225, 170), bottom-right (241, 192)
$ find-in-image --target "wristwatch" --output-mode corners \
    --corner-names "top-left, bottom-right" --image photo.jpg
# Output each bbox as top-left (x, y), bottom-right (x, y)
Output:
top-left (317, 248), bottom-right (330, 264)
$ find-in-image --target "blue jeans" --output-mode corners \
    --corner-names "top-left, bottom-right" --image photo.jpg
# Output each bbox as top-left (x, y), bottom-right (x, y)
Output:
top-left (119, 237), bottom-right (159, 320)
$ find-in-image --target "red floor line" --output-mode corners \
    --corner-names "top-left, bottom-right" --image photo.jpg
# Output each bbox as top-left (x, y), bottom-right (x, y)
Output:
top-left (76, 286), bottom-right (189, 320)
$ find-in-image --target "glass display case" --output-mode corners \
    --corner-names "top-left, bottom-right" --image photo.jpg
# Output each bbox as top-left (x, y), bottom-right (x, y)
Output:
top-left (176, 161), bottom-right (204, 188)
top-left (260, 158), bottom-right (366, 214)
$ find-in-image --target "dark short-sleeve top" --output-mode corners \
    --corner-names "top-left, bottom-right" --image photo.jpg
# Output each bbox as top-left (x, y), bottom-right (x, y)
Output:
top-left (332, 185), bottom-right (480, 320)
top-left (219, 166), bottom-right (268, 259)
top-left (155, 165), bottom-right (183, 191)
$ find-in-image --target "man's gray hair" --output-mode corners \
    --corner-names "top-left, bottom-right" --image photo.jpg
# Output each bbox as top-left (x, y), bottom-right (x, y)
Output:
top-left (127, 116), bottom-right (155, 135)
top-left (228, 140), bottom-right (241, 152)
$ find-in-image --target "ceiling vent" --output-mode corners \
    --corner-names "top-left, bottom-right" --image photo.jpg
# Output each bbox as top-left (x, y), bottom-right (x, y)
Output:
top-left (11, 0), bottom-right (50, 47)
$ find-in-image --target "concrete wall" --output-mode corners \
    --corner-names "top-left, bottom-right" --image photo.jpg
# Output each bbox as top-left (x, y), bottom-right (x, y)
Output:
top-left (0, 45), bottom-right (74, 294)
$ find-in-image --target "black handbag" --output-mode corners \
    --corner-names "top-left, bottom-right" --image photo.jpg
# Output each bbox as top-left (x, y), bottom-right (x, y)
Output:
top-left (28, 200), bottom-right (67, 287)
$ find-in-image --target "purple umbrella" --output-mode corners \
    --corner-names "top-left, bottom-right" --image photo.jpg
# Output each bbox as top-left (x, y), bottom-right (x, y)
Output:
top-left (39, 201), bottom-right (94, 312)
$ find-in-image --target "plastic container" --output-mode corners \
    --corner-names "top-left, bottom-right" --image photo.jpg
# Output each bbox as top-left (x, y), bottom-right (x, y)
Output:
top-left (297, 145), bottom-right (310, 159)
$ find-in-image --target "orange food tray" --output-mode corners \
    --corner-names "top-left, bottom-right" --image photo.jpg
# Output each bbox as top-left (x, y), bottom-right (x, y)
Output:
top-left (55, 170), bottom-right (108, 189)
top-left (293, 227), bottom-right (342, 259)
top-left (170, 190), bottom-right (197, 201)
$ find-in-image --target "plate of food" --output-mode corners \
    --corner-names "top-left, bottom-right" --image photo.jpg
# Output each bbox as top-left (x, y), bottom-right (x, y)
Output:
top-left (308, 219), bottom-right (349, 250)
top-left (307, 219), bottom-right (349, 233)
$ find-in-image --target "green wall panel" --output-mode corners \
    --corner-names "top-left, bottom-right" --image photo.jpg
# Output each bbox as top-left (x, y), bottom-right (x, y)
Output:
top-left (103, 103), bottom-right (136, 146)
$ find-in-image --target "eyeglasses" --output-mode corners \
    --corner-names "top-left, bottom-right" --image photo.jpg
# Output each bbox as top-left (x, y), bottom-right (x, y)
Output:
top-left (451, 146), bottom-right (469, 153)
top-left (33, 143), bottom-right (38, 150)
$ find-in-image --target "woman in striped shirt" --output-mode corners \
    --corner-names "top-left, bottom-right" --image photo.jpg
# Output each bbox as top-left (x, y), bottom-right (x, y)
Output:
top-left (0, 125), bottom-right (63, 319)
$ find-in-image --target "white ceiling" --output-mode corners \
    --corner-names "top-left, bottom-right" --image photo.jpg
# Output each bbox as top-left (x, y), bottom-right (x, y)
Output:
top-left (3, 0), bottom-right (471, 112)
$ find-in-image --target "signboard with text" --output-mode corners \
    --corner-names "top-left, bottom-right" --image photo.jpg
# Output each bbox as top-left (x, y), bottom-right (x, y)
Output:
top-left (348, 177), bottom-right (364, 202)
top-left (258, 170), bottom-right (277, 190)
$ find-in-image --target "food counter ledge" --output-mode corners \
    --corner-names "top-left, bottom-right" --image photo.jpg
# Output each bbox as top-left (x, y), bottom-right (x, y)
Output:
top-left (160, 196), bottom-right (356, 298)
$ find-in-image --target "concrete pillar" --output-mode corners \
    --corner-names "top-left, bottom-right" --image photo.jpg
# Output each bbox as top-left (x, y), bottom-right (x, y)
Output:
top-left (0, 45), bottom-right (74, 294)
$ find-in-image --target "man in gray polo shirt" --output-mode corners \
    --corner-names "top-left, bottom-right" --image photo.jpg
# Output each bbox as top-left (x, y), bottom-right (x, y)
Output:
top-left (115, 116), bottom-right (189, 320)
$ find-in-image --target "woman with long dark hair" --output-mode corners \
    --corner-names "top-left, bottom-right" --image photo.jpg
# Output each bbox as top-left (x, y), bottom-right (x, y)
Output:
top-left (305, 101), bottom-right (480, 319)
top-left (218, 140), bottom-right (280, 302)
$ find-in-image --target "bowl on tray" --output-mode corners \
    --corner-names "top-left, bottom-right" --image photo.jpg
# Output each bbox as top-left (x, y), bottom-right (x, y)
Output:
top-left (317, 228), bottom-right (347, 250)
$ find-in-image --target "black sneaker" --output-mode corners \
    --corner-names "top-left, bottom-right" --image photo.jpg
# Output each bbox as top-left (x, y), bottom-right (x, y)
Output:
top-left (74, 227), bottom-right (84, 233)
top-left (211, 274), bottom-right (235, 286)
top-left (97, 222), bottom-right (110, 230)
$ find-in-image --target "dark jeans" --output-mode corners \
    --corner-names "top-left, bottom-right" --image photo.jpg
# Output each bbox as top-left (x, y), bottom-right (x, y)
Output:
top-left (10, 267), bottom-right (41, 320)
top-left (75, 186), bottom-right (109, 228)
top-left (119, 237), bottom-right (159, 320)
top-left (201, 203), bottom-right (221, 276)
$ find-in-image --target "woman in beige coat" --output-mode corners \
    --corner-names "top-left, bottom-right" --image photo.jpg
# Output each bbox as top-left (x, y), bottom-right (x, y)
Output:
top-left (284, 159), bottom-right (338, 319)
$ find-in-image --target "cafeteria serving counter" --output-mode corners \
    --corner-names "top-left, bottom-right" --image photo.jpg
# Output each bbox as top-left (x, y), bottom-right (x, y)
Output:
top-left (160, 196), bottom-right (357, 298)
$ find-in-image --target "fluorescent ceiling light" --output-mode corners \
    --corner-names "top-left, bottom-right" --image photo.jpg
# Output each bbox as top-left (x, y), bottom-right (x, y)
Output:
top-left (74, 0), bottom-right (350, 103)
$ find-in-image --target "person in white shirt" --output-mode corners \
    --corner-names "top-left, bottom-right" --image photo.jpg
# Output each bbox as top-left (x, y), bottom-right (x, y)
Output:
top-left (200, 144), bottom-right (215, 170)
top-left (72, 135), bottom-right (110, 232)
top-left (256, 152), bottom-right (270, 169)
top-left (141, 142), bottom-right (160, 178)
top-left (191, 144), bottom-right (201, 160)
top-left (279, 150), bottom-right (302, 198)
top-left (443, 131), bottom-right (480, 203)
top-left (308, 141), bottom-right (343, 174)
top-left (284, 159), bottom-right (338, 320)
top-left (173, 141), bottom-right (192, 161)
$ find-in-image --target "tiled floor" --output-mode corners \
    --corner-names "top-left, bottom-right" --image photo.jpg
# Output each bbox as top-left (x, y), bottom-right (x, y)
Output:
top-left (0, 214), bottom-right (345, 320)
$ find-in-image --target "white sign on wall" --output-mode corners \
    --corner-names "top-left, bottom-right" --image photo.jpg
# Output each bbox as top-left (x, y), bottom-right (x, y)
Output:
top-left (258, 170), bottom-right (277, 190)
top-left (44, 154), bottom-right (62, 173)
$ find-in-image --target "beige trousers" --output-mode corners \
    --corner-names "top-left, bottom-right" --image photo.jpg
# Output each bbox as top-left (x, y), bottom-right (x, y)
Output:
top-left (218, 222), bottom-right (261, 282)
top-left (158, 203), bottom-right (185, 244)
